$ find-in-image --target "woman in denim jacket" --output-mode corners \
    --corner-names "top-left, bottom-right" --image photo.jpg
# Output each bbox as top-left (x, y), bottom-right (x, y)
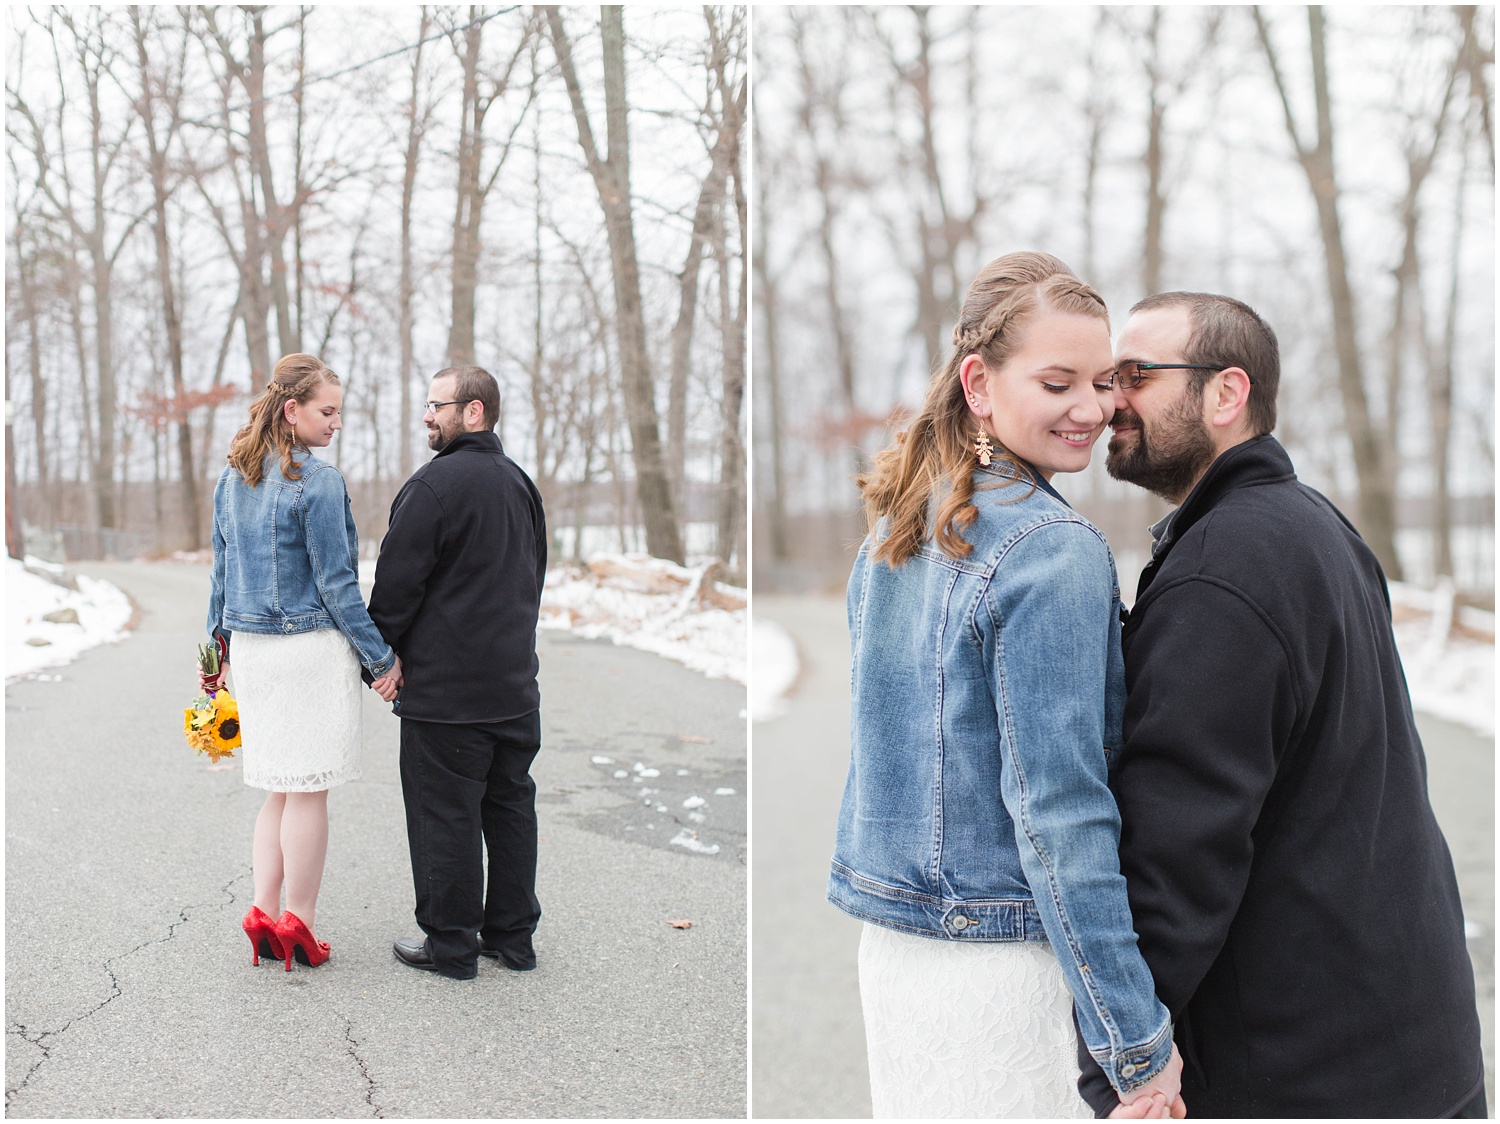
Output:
top-left (205, 353), bottom-right (402, 971)
top-left (830, 253), bottom-right (1182, 1118)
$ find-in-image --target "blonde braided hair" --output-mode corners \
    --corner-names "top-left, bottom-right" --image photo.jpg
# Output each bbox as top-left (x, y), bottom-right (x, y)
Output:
top-left (227, 353), bottom-right (341, 488)
top-left (858, 251), bottom-right (1109, 565)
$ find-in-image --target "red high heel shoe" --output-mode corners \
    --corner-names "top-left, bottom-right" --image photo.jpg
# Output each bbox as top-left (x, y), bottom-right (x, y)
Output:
top-left (275, 910), bottom-right (330, 970)
top-left (242, 906), bottom-right (285, 966)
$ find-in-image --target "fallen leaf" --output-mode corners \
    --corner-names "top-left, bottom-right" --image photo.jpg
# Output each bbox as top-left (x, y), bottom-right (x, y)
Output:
top-left (666, 919), bottom-right (694, 929)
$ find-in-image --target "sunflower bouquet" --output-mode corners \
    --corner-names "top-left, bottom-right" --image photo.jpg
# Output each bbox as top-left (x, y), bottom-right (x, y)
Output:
top-left (185, 640), bottom-right (241, 763)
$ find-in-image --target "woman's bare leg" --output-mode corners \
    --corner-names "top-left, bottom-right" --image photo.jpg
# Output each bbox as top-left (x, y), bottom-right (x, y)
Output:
top-left (252, 791), bottom-right (286, 917)
top-left (281, 790), bottom-right (329, 930)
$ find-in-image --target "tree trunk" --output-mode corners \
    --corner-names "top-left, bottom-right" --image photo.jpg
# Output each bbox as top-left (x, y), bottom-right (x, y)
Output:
top-left (752, 114), bottom-right (789, 563)
top-left (132, 9), bottom-right (199, 549)
top-left (546, 6), bottom-right (682, 563)
top-left (6, 354), bottom-right (24, 559)
top-left (1255, 6), bottom-right (1402, 578)
top-left (1142, 12), bottom-right (1166, 295)
top-left (245, 10), bottom-right (297, 359)
top-left (400, 7), bottom-right (431, 478)
top-left (448, 12), bottom-right (484, 367)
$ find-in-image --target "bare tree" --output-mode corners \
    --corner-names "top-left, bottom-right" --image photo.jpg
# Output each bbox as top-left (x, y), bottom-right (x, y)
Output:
top-left (445, 6), bottom-right (537, 366)
top-left (128, 7), bottom-right (201, 548)
top-left (1254, 6), bottom-right (1402, 578)
top-left (11, 9), bottom-right (148, 530)
top-left (399, 6), bottom-right (436, 479)
top-left (545, 6), bottom-right (683, 563)
top-left (710, 7), bottom-right (747, 571)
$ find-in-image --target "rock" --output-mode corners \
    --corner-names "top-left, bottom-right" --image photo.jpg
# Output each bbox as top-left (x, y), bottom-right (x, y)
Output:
top-left (25, 637), bottom-right (51, 647)
top-left (42, 608), bottom-right (80, 625)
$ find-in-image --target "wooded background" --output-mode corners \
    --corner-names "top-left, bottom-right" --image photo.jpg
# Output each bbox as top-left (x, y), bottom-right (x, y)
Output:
top-left (753, 5), bottom-right (1495, 601)
top-left (6, 5), bottom-right (747, 574)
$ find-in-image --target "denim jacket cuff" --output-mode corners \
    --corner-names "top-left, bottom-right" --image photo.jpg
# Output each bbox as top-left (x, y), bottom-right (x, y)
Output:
top-left (368, 649), bottom-right (395, 678)
top-left (1092, 1011), bottom-right (1174, 1096)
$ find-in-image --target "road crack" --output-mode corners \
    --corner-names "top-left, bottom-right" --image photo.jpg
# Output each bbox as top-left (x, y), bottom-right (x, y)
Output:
top-left (343, 1016), bottom-right (386, 1118)
top-left (5, 875), bottom-right (240, 1109)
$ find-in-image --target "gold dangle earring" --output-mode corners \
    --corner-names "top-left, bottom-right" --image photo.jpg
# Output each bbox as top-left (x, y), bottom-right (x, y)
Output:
top-left (974, 429), bottom-right (994, 467)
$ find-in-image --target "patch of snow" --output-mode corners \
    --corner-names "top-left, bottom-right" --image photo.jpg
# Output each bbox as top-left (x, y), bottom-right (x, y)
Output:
top-left (591, 755), bottom-right (614, 764)
top-left (713, 787), bottom-right (736, 796)
top-left (612, 769), bottom-right (628, 779)
top-left (682, 795), bottom-right (706, 809)
top-left (751, 617), bottom-right (799, 722)
top-left (669, 828), bottom-right (720, 855)
top-left (1388, 581), bottom-right (1494, 737)
top-left (540, 554), bottom-right (746, 684)
top-left (6, 557), bottom-right (133, 682)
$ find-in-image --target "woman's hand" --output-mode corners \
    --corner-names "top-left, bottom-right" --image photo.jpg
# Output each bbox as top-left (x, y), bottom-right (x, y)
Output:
top-left (199, 661), bottom-right (229, 695)
top-left (371, 655), bottom-right (403, 702)
top-left (1108, 1044), bottom-right (1185, 1119)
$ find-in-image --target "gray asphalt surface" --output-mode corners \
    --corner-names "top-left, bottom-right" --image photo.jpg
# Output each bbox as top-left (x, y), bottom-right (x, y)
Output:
top-left (751, 593), bottom-right (1495, 1119)
top-left (6, 561), bottom-right (746, 1118)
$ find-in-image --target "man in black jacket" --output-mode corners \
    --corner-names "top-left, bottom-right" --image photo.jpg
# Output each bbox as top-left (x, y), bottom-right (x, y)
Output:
top-left (368, 365), bottom-right (547, 980)
top-left (1075, 293), bottom-right (1484, 1117)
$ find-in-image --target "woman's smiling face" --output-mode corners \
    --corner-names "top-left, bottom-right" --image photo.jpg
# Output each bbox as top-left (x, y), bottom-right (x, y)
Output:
top-left (965, 307), bottom-right (1116, 480)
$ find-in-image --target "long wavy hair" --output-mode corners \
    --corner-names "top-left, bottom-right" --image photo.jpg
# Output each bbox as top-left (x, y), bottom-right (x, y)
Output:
top-left (227, 353), bottom-right (340, 488)
top-left (858, 251), bottom-right (1109, 566)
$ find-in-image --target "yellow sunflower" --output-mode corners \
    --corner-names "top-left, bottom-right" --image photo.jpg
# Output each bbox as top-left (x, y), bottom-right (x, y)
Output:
top-left (208, 694), bottom-right (241, 760)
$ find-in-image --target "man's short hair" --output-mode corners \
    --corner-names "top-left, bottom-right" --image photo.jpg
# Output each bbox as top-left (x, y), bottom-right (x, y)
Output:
top-left (435, 365), bottom-right (501, 431)
top-left (1131, 292), bottom-right (1279, 435)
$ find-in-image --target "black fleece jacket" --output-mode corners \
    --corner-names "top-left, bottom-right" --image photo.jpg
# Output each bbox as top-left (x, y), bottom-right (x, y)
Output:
top-left (1077, 435), bottom-right (1481, 1118)
top-left (367, 430), bottom-right (546, 723)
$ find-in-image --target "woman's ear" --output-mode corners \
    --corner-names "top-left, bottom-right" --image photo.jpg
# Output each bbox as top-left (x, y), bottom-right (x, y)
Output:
top-left (959, 355), bottom-right (992, 419)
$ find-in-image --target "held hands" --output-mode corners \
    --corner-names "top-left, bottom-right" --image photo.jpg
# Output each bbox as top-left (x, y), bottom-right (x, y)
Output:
top-left (371, 655), bottom-right (403, 702)
top-left (1109, 1044), bottom-right (1186, 1119)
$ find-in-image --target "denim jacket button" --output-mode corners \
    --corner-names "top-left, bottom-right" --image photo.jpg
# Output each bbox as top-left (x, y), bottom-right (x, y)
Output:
top-left (1121, 1063), bottom-right (1138, 1079)
top-left (284, 621), bottom-right (295, 632)
top-left (951, 915), bottom-right (969, 931)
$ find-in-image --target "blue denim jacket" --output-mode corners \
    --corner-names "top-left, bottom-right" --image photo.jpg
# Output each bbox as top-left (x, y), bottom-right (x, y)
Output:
top-left (829, 463), bottom-right (1172, 1096)
top-left (207, 450), bottom-right (396, 679)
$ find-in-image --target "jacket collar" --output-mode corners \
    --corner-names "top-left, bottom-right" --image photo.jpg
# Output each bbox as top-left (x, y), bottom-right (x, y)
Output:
top-left (434, 429), bottom-right (504, 459)
top-left (975, 455), bottom-right (1070, 508)
top-left (1136, 434), bottom-right (1296, 598)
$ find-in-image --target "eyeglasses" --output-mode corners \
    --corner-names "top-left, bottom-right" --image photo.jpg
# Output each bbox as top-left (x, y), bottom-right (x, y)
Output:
top-left (423, 398), bottom-right (473, 414)
top-left (1115, 361), bottom-right (1228, 390)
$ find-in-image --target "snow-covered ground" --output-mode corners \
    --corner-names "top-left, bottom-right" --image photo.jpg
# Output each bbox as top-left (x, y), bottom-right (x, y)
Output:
top-left (751, 618), bottom-right (799, 722)
top-left (539, 554), bottom-right (746, 685)
top-left (1389, 581), bottom-right (1495, 736)
top-left (5, 556), bottom-right (133, 682)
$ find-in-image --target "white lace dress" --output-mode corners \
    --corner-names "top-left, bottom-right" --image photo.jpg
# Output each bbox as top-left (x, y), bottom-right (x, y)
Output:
top-left (230, 629), bottom-right (363, 792)
top-left (859, 922), bottom-right (1094, 1119)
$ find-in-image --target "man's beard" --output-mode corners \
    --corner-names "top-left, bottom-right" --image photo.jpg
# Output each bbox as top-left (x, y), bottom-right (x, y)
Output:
top-left (1105, 390), bottom-right (1216, 502)
top-left (427, 417), bottom-right (461, 452)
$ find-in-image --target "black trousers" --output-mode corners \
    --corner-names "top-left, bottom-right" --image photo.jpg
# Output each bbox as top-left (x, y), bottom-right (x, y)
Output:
top-left (399, 711), bottom-right (542, 977)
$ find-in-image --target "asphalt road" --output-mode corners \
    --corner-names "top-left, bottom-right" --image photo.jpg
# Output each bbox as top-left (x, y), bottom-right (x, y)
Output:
top-left (751, 593), bottom-right (1495, 1119)
top-left (6, 562), bottom-right (746, 1119)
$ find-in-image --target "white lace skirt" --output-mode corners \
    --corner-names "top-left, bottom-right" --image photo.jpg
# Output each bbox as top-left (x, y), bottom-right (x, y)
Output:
top-left (230, 629), bottom-right (363, 792)
top-left (859, 922), bottom-right (1093, 1119)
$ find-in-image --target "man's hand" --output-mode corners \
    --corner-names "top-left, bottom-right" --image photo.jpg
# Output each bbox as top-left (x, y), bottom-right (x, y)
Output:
top-left (371, 655), bottom-right (403, 702)
top-left (1108, 1044), bottom-right (1185, 1119)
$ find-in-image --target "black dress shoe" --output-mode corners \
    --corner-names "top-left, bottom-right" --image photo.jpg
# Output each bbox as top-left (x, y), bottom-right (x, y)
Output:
top-left (393, 937), bottom-right (476, 980)
top-left (479, 942), bottom-right (537, 971)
